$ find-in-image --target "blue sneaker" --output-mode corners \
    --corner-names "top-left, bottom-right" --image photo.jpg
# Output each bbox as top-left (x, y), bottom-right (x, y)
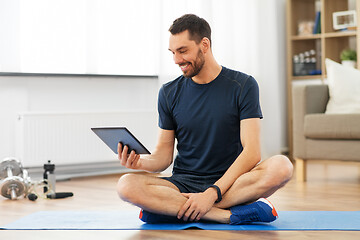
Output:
top-left (229, 198), bottom-right (278, 225)
top-left (139, 209), bottom-right (185, 224)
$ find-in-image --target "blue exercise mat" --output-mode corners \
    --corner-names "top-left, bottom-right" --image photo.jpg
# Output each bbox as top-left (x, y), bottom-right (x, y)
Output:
top-left (1, 210), bottom-right (360, 231)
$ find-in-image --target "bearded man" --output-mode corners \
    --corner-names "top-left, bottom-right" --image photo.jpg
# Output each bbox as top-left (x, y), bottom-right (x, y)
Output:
top-left (116, 14), bottom-right (293, 225)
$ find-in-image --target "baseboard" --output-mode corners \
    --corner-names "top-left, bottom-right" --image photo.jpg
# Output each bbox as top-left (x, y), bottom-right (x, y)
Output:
top-left (25, 161), bottom-right (138, 181)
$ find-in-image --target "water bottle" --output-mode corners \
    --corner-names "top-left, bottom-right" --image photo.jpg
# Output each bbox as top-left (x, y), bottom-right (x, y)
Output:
top-left (43, 160), bottom-right (56, 193)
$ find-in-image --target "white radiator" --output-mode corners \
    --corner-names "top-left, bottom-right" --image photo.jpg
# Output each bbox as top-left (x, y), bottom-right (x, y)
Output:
top-left (15, 111), bottom-right (158, 169)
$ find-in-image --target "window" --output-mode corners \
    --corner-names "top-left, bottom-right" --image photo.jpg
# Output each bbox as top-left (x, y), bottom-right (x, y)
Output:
top-left (1, 0), bottom-right (160, 75)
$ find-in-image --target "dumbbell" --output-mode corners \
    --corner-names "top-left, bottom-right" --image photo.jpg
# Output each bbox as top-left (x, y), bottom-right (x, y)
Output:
top-left (0, 158), bottom-right (28, 200)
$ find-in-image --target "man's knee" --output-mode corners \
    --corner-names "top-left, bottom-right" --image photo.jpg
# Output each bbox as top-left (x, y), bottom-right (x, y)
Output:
top-left (276, 155), bottom-right (293, 181)
top-left (263, 155), bottom-right (293, 187)
top-left (117, 173), bottom-right (141, 202)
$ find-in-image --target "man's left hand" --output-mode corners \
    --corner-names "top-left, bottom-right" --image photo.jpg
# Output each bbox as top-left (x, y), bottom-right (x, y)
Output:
top-left (177, 188), bottom-right (218, 221)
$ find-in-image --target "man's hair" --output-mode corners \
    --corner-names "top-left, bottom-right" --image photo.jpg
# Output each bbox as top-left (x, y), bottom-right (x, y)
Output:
top-left (169, 14), bottom-right (211, 46)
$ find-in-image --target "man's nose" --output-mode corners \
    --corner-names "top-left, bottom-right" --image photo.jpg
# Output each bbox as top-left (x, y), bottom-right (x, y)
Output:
top-left (173, 53), bottom-right (183, 65)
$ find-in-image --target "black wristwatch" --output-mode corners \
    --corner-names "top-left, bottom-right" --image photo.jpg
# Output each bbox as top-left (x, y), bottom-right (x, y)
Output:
top-left (208, 184), bottom-right (222, 203)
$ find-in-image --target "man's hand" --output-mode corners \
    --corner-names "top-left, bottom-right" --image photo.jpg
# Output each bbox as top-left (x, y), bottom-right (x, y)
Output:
top-left (177, 188), bottom-right (218, 221)
top-left (118, 143), bottom-right (141, 169)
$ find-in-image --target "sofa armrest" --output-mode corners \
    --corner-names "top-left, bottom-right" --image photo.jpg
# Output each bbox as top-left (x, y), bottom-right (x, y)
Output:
top-left (292, 84), bottom-right (329, 158)
top-left (304, 84), bottom-right (329, 114)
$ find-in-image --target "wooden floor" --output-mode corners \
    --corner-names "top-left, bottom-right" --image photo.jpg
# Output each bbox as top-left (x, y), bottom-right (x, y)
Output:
top-left (1, 162), bottom-right (360, 239)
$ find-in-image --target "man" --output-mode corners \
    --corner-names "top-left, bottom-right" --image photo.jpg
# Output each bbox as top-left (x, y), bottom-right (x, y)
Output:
top-left (117, 14), bottom-right (293, 224)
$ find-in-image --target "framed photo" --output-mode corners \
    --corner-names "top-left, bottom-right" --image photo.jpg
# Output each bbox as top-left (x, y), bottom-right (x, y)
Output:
top-left (333, 10), bottom-right (357, 30)
top-left (298, 21), bottom-right (314, 35)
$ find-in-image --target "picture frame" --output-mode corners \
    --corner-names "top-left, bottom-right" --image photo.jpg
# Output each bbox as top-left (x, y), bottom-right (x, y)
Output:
top-left (297, 20), bottom-right (314, 35)
top-left (333, 10), bottom-right (357, 30)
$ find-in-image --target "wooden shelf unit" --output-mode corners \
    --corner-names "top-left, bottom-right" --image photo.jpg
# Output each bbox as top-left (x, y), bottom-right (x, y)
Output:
top-left (286, 0), bottom-right (360, 160)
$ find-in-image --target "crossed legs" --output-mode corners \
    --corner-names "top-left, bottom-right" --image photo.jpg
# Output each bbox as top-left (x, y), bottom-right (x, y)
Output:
top-left (117, 155), bottom-right (293, 223)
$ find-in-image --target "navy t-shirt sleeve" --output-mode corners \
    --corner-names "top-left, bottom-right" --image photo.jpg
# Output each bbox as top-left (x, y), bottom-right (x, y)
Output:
top-left (158, 86), bottom-right (175, 130)
top-left (238, 76), bottom-right (263, 120)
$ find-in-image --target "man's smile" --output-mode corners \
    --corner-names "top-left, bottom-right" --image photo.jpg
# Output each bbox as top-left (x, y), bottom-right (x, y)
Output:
top-left (179, 63), bottom-right (190, 71)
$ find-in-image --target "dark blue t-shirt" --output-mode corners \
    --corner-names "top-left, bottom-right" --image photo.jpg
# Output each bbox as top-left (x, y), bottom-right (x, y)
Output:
top-left (158, 66), bottom-right (262, 175)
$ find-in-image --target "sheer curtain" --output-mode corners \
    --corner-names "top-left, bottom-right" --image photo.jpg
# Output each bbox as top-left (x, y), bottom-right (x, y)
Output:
top-left (1, 0), bottom-right (261, 77)
top-left (19, 0), bottom-right (87, 74)
top-left (1, 0), bottom-right (161, 75)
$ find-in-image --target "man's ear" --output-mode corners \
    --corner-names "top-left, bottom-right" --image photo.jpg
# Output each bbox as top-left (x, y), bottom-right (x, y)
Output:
top-left (201, 37), bottom-right (211, 53)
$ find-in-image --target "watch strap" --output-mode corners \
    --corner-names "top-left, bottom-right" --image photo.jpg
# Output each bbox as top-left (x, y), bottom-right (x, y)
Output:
top-left (208, 184), bottom-right (222, 203)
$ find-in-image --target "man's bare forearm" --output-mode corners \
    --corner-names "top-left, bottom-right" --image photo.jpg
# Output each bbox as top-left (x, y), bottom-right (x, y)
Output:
top-left (140, 151), bottom-right (173, 173)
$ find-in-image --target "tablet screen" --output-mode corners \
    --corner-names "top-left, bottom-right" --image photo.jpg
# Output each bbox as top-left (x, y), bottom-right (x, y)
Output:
top-left (91, 127), bottom-right (151, 154)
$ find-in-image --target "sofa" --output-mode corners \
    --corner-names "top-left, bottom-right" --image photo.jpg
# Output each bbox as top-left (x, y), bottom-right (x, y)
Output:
top-left (292, 84), bottom-right (360, 182)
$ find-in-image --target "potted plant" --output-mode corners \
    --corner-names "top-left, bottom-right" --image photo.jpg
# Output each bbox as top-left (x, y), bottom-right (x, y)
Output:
top-left (340, 49), bottom-right (357, 68)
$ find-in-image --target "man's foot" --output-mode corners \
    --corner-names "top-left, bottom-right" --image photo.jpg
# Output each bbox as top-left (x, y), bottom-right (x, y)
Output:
top-left (139, 209), bottom-right (185, 224)
top-left (229, 198), bottom-right (278, 225)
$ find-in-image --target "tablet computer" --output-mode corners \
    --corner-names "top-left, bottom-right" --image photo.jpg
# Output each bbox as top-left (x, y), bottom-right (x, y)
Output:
top-left (91, 127), bottom-right (151, 154)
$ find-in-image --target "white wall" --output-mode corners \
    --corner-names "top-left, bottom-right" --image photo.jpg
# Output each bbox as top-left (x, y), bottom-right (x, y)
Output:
top-left (256, 0), bottom-right (288, 158)
top-left (0, 75), bottom-right (159, 160)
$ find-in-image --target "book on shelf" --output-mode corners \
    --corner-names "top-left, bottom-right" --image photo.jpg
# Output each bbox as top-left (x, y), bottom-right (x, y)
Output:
top-left (313, 11), bottom-right (321, 34)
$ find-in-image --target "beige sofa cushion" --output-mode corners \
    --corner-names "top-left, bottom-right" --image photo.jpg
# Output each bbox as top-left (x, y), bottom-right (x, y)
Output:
top-left (304, 113), bottom-right (360, 139)
top-left (305, 139), bottom-right (360, 161)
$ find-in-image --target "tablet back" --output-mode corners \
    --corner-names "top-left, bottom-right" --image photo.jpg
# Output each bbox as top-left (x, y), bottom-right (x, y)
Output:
top-left (91, 127), bottom-right (151, 154)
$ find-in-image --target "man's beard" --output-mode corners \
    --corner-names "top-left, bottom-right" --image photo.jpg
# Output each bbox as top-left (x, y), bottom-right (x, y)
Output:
top-left (182, 49), bottom-right (205, 78)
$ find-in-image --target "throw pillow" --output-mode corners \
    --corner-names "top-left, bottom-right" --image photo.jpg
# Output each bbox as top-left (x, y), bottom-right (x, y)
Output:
top-left (325, 58), bottom-right (360, 114)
